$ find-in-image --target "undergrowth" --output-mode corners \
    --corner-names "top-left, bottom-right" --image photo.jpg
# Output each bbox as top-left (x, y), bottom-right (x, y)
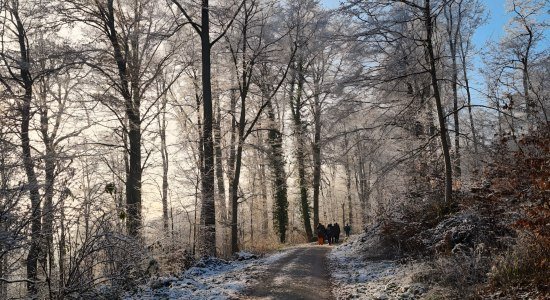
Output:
top-left (375, 129), bottom-right (549, 298)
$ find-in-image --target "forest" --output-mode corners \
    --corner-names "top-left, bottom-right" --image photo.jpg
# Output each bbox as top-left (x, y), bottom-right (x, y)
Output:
top-left (0, 0), bottom-right (548, 299)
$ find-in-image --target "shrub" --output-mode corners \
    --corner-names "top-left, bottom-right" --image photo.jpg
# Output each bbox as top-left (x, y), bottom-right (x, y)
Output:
top-left (489, 232), bottom-right (549, 292)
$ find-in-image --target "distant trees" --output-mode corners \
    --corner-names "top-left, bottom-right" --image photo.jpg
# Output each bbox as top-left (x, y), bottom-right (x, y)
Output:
top-left (256, 44), bottom-right (292, 243)
top-left (0, 104), bottom-right (25, 299)
top-left (64, 0), bottom-right (181, 238)
top-left (456, 0), bottom-right (484, 165)
top-left (286, 0), bottom-right (322, 242)
top-left (342, 0), bottom-right (491, 206)
top-left (0, 2), bottom-right (43, 294)
top-left (485, 0), bottom-right (549, 131)
top-left (0, 1), bottom-right (74, 295)
top-left (224, 0), bottom-right (294, 252)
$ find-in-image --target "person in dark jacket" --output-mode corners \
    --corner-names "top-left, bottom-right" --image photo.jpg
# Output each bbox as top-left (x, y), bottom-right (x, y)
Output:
top-left (326, 224), bottom-right (333, 245)
top-left (344, 224), bottom-right (351, 237)
top-left (334, 223), bottom-right (341, 244)
top-left (316, 223), bottom-right (326, 245)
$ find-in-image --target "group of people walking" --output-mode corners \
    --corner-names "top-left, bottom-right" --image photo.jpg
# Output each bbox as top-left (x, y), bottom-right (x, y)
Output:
top-left (316, 222), bottom-right (351, 245)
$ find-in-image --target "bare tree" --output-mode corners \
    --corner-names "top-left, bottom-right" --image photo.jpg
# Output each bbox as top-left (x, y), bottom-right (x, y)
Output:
top-left (344, 0), bottom-right (455, 204)
top-left (0, 1), bottom-right (66, 294)
top-left (225, 0), bottom-right (293, 253)
top-left (491, 0), bottom-right (548, 129)
top-left (170, 0), bottom-right (244, 257)
top-left (64, 0), bottom-right (181, 238)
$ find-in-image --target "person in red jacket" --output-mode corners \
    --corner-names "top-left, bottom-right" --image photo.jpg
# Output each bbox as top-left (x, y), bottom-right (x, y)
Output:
top-left (316, 223), bottom-right (326, 245)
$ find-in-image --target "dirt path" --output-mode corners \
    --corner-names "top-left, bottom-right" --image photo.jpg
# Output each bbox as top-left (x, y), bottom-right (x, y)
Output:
top-left (243, 245), bottom-right (334, 300)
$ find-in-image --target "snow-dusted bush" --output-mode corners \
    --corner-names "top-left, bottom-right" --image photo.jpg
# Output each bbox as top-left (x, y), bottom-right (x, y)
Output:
top-left (489, 232), bottom-right (549, 294)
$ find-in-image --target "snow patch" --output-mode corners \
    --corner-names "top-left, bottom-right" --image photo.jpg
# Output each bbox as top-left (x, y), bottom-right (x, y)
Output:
top-left (329, 235), bottom-right (429, 300)
top-left (125, 249), bottom-right (291, 300)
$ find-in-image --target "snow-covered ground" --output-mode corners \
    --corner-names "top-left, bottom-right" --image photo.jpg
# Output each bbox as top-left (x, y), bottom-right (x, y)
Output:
top-left (125, 250), bottom-right (291, 300)
top-left (329, 235), bottom-right (430, 300)
top-left (126, 237), bottom-right (435, 300)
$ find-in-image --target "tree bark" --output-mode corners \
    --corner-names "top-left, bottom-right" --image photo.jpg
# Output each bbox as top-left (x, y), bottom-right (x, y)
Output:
top-left (22, 60), bottom-right (42, 300)
top-left (227, 88), bottom-right (237, 250)
top-left (198, 0), bottom-right (217, 257)
top-left (312, 85), bottom-right (321, 236)
top-left (520, 19), bottom-right (534, 127)
top-left (450, 33), bottom-right (461, 179)
top-left (213, 103), bottom-right (228, 254)
top-left (290, 61), bottom-right (313, 241)
top-left (445, 2), bottom-right (462, 180)
top-left (229, 5), bottom-right (252, 253)
top-left (345, 157), bottom-right (353, 227)
top-left (11, 5), bottom-right (43, 295)
top-left (230, 135), bottom-right (243, 253)
top-left (258, 149), bottom-right (269, 236)
top-left (459, 36), bottom-right (479, 164)
top-left (103, 0), bottom-right (143, 238)
top-left (57, 183), bottom-right (70, 298)
top-left (266, 99), bottom-right (289, 243)
top-left (424, 0), bottom-right (453, 205)
top-left (38, 81), bottom-right (56, 297)
top-left (160, 93), bottom-right (170, 234)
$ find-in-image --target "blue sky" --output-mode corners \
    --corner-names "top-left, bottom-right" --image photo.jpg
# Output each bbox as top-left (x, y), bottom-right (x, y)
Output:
top-left (320, 0), bottom-right (510, 47)
top-left (473, 1), bottom-right (507, 48)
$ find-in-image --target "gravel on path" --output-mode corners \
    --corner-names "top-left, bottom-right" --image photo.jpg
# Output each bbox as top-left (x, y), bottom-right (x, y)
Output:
top-left (243, 245), bottom-right (334, 300)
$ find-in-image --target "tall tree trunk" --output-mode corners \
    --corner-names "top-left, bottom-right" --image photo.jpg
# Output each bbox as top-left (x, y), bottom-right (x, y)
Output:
top-left (249, 192), bottom-right (254, 246)
top-left (355, 150), bottom-right (366, 226)
top-left (198, 0), bottom-right (217, 256)
top-left (127, 13), bottom-right (143, 239)
top-left (170, 0), bottom-right (243, 256)
top-left (345, 157), bottom-right (353, 226)
top-left (230, 137), bottom-right (244, 253)
top-left (450, 39), bottom-right (461, 180)
top-left (424, 0), bottom-right (453, 205)
top-left (258, 148), bottom-right (269, 236)
top-left (230, 43), bottom-right (250, 253)
top-left (459, 36), bottom-right (479, 167)
top-left (58, 188), bottom-right (67, 298)
top-left (39, 86), bottom-right (56, 298)
top-left (0, 255), bottom-right (6, 299)
top-left (521, 24), bottom-right (534, 127)
top-left (341, 203), bottom-right (345, 226)
top-left (22, 75), bottom-right (42, 300)
top-left (290, 62), bottom-right (313, 242)
top-left (0, 132), bottom-right (10, 299)
top-left (104, 0), bottom-right (142, 237)
top-left (266, 99), bottom-right (289, 243)
top-left (446, 3), bottom-right (462, 180)
top-left (296, 120), bottom-right (313, 241)
top-left (125, 66), bottom-right (143, 237)
top-left (213, 103), bottom-right (228, 254)
top-left (226, 88), bottom-right (237, 252)
top-left (160, 94), bottom-right (170, 234)
top-left (312, 87), bottom-right (321, 236)
top-left (343, 133), bottom-right (353, 226)
top-left (193, 177), bottom-right (199, 256)
top-left (230, 0), bottom-right (254, 253)
top-left (193, 78), bottom-right (204, 256)
top-left (12, 5), bottom-right (42, 295)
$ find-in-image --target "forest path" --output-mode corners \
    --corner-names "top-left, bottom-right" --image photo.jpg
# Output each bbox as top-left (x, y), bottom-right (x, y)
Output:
top-left (242, 244), bottom-right (334, 300)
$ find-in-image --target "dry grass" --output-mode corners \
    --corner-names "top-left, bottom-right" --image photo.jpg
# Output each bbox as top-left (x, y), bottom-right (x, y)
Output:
top-left (488, 232), bottom-right (550, 294)
top-left (240, 235), bottom-right (284, 255)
